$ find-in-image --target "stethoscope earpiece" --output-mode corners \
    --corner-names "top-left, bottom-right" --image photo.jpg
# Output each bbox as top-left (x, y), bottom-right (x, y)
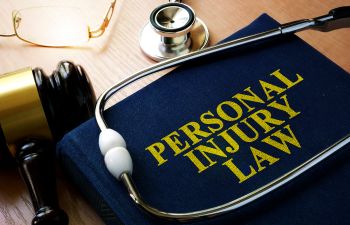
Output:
top-left (140, 1), bottom-right (209, 61)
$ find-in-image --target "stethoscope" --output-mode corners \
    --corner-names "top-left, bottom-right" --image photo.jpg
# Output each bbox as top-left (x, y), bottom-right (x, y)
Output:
top-left (139, 0), bottom-right (209, 61)
top-left (95, 6), bottom-right (350, 222)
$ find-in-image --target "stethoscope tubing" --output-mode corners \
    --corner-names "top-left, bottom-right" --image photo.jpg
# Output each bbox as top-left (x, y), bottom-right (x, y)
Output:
top-left (95, 27), bottom-right (282, 130)
top-left (119, 134), bottom-right (350, 221)
top-left (95, 6), bottom-right (350, 222)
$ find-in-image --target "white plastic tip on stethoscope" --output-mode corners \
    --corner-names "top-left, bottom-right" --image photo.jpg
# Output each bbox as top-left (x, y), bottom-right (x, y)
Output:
top-left (104, 147), bottom-right (133, 180)
top-left (98, 129), bottom-right (133, 179)
top-left (99, 128), bottom-right (126, 155)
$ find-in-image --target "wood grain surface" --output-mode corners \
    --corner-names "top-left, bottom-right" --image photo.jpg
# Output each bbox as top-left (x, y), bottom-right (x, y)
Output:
top-left (0, 0), bottom-right (349, 224)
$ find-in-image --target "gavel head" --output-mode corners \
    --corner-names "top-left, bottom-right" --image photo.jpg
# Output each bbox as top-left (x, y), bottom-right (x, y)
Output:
top-left (0, 61), bottom-right (96, 225)
top-left (0, 60), bottom-right (96, 165)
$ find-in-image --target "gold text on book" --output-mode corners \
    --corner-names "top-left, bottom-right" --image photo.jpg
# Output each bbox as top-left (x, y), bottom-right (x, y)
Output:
top-left (145, 69), bottom-right (304, 183)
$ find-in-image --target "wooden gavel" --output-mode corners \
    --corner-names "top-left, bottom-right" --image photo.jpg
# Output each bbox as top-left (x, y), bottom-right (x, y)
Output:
top-left (0, 61), bottom-right (96, 225)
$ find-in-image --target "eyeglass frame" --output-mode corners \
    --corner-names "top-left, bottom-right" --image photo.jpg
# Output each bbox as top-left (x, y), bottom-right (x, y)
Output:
top-left (0, 0), bottom-right (117, 46)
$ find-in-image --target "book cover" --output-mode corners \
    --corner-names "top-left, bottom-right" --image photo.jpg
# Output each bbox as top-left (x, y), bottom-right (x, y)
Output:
top-left (57, 14), bottom-right (350, 225)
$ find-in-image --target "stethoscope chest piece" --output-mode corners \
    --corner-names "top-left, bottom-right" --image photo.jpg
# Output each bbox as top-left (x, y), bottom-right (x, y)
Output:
top-left (140, 2), bottom-right (209, 61)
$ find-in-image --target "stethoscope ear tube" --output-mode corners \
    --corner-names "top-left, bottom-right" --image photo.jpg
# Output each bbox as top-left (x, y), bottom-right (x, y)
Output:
top-left (330, 6), bottom-right (350, 19)
top-left (96, 6), bottom-right (350, 222)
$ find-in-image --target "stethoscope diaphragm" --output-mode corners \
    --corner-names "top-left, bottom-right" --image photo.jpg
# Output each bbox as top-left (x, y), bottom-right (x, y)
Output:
top-left (139, 2), bottom-right (209, 61)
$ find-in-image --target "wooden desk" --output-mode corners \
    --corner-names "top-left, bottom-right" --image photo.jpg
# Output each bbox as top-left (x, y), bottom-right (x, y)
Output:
top-left (0, 0), bottom-right (349, 224)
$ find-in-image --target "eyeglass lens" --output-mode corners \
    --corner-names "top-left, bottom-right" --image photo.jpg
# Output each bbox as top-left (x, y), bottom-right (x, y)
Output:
top-left (13, 7), bottom-right (90, 47)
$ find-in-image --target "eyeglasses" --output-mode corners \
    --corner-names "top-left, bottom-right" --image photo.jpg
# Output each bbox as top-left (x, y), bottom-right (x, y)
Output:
top-left (0, 0), bottom-right (116, 47)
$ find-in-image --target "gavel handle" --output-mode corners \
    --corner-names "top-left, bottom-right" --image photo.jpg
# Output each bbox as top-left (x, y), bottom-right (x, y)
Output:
top-left (16, 140), bottom-right (68, 225)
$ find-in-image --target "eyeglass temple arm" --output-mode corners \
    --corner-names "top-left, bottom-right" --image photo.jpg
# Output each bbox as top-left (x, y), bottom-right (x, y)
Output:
top-left (89, 0), bottom-right (117, 38)
top-left (0, 33), bottom-right (16, 37)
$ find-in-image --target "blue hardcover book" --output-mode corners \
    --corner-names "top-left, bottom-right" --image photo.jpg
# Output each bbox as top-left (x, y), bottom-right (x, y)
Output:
top-left (57, 14), bottom-right (350, 225)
